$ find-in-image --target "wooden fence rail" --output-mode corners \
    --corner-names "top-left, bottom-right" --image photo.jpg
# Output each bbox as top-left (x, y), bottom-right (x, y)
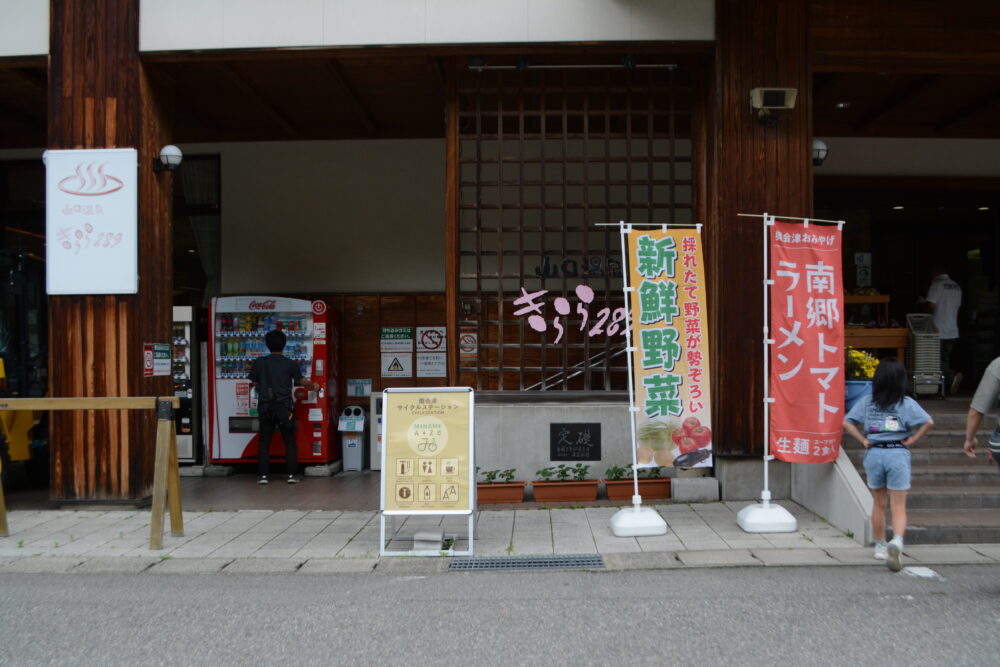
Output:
top-left (0, 397), bottom-right (183, 548)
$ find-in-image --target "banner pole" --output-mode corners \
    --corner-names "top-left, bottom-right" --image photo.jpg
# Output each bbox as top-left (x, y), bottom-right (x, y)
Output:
top-left (611, 221), bottom-right (667, 537)
top-left (737, 213), bottom-right (797, 533)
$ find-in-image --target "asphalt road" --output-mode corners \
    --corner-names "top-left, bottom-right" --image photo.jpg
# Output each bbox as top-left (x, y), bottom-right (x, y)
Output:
top-left (2, 565), bottom-right (998, 666)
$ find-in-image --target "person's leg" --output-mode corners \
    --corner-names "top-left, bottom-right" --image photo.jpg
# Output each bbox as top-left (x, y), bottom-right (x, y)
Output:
top-left (871, 487), bottom-right (887, 545)
top-left (257, 410), bottom-right (274, 481)
top-left (885, 448), bottom-right (911, 572)
top-left (864, 448), bottom-right (889, 547)
top-left (886, 492), bottom-right (907, 571)
top-left (279, 424), bottom-right (298, 478)
top-left (941, 338), bottom-right (955, 393)
top-left (889, 490), bottom-right (908, 540)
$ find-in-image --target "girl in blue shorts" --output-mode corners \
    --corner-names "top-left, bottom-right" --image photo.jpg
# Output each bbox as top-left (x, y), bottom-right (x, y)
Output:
top-left (843, 357), bottom-right (934, 572)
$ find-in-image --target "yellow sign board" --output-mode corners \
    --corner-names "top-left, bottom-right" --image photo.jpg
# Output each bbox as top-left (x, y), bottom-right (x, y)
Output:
top-left (381, 388), bottom-right (474, 515)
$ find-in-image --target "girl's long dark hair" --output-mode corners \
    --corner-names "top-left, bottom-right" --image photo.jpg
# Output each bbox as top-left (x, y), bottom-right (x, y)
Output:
top-left (871, 356), bottom-right (907, 409)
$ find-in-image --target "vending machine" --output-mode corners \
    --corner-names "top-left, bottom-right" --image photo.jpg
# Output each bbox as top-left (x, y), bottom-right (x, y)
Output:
top-left (208, 296), bottom-right (340, 465)
top-left (172, 306), bottom-right (198, 463)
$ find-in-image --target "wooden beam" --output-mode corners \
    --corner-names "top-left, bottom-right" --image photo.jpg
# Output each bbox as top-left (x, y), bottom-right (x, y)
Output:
top-left (934, 86), bottom-right (1000, 132)
top-left (854, 74), bottom-right (941, 132)
top-left (0, 397), bottom-right (180, 411)
top-left (9, 66), bottom-right (47, 90)
top-left (0, 101), bottom-right (45, 131)
top-left (811, 72), bottom-right (842, 98)
top-left (323, 58), bottom-right (378, 134)
top-left (145, 66), bottom-right (225, 138)
top-left (218, 62), bottom-right (299, 138)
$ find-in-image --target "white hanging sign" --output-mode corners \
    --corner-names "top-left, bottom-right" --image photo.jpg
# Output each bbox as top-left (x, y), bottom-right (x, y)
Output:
top-left (44, 148), bottom-right (138, 294)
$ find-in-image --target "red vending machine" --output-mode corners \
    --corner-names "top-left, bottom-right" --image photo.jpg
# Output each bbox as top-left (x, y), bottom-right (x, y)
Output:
top-left (208, 296), bottom-right (340, 466)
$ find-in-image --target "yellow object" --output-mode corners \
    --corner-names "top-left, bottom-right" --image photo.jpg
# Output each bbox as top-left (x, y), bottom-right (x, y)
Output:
top-left (1, 407), bottom-right (38, 464)
top-left (0, 358), bottom-right (42, 465)
top-left (845, 347), bottom-right (879, 381)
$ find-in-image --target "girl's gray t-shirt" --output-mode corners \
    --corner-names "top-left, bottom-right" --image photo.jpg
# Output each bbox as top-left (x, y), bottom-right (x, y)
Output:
top-left (845, 395), bottom-right (931, 443)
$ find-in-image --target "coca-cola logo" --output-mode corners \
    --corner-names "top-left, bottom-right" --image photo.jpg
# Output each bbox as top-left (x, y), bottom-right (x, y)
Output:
top-left (248, 300), bottom-right (277, 311)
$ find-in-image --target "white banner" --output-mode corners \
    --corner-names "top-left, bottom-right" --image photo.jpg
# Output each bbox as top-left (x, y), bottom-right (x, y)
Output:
top-left (44, 148), bottom-right (138, 294)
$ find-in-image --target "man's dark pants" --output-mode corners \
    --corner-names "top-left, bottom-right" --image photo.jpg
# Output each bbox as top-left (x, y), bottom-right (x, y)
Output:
top-left (257, 402), bottom-right (298, 477)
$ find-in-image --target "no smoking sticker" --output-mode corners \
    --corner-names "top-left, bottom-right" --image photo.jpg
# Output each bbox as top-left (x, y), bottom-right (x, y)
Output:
top-left (416, 327), bottom-right (447, 352)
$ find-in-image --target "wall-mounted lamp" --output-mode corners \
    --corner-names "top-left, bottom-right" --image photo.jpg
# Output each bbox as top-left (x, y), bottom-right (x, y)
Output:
top-left (750, 87), bottom-right (797, 127)
top-left (812, 138), bottom-right (828, 166)
top-left (153, 144), bottom-right (183, 172)
top-left (356, 303), bottom-right (365, 316)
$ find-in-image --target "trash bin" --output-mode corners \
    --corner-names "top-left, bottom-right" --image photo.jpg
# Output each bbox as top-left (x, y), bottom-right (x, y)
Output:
top-left (338, 406), bottom-right (367, 472)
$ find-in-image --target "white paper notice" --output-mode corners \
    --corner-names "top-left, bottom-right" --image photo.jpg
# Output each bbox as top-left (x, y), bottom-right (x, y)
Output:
top-left (308, 409), bottom-right (323, 422)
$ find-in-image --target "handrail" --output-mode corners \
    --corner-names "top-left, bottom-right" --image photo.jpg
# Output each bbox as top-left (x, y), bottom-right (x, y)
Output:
top-left (0, 396), bottom-right (183, 547)
top-left (524, 346), bottom-right (628, 392)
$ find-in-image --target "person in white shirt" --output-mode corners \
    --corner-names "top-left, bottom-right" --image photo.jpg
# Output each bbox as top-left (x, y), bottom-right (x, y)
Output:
top-left (926, 265), bottom-right (962, 393)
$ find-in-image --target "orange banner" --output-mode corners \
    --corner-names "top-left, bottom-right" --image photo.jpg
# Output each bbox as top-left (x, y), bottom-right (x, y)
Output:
top-left (626, 228), bottom-right (713, 469)
top-left (768, 220), bottom-right (844, 463)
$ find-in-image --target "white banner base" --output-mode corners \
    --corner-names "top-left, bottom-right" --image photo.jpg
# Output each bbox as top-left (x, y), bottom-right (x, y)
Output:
top-left (737, 496), bottom-right (798, 533)
top-left (611, 502), bottom-right (668, 537)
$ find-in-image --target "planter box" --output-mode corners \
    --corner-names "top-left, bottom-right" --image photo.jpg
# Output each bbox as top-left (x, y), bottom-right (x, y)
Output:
top-left (531, 479), bottom-right (600, 503)
top-left (476, 481), bottom-right (526, 505)
top-left (603, 478), bottom-right (672, 501)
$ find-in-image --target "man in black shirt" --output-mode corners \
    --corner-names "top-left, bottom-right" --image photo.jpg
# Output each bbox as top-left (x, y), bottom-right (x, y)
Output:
top-left (249, 329), bottom-right (320, 484)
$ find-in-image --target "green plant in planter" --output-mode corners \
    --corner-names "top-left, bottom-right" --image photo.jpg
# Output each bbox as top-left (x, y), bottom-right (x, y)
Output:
top-left (605, 464), bottom-right (629, 481)
top-left (536, 466), bottom-right (556, 481)
top-left (479, 468), bottom-right (518, 484)
top-left (537, 464), bottom-right (590, 481)
top-left (643, 466), bottom-right (662, 479)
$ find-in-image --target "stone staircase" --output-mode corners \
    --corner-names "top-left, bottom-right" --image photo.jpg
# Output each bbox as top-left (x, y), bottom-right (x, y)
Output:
top-left (844, 403), bottom-right (1000, 544)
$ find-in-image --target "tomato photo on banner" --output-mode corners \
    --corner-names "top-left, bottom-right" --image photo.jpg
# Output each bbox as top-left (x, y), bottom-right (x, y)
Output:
top-left (769, 219), bottom-right (844, 464)
top-left (626, 227), bottom-right (713, 469)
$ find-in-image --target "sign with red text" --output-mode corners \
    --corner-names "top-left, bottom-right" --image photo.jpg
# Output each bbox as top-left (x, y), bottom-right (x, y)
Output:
top-left (626, 227), bottom-right (713, 469)
top-left (769, 219), bottom-right (844, 464)
top-left (142, 343), bottom-right (171, 378)
top-left (44, 148), bottom-right (138, 294)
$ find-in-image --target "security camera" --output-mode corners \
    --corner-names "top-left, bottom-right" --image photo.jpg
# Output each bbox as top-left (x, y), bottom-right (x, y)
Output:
top-left (750, 88), bottom-right (797, 110)
top-left (749, 88), bottom-right (797, 128)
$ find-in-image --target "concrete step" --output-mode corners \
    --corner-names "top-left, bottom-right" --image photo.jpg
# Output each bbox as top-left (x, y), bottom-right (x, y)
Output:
top-left (906, 484), bottom-right (1000, 509)
top-left (904, 508), bottom-right (1000, 545)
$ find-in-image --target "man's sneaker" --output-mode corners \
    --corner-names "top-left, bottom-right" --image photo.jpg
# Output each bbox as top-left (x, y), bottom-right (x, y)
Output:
top-left (873, 542), bottom-right (888, 560)
top-left (287, 475), bottom-right (300, 484)
top-left (886, 538), bottom-right (903, 572)
top-left (257, 475), bottom-right (269, 485)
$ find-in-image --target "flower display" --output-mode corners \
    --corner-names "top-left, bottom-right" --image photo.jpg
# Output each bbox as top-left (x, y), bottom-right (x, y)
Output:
top-left (845, 347), bottom-right (878, 380)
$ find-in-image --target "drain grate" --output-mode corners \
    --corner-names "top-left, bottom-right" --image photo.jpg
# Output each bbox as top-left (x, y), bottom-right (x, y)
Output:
top-left (449, 554), bottom-right (604, 571)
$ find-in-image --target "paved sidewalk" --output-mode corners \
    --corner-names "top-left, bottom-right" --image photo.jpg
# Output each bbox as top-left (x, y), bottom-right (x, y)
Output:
top-left (2, 500), bottom-right (999, 574)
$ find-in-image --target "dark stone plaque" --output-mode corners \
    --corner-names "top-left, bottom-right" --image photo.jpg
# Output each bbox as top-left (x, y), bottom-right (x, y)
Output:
top-left (549, 423), bottom-right (601, 461)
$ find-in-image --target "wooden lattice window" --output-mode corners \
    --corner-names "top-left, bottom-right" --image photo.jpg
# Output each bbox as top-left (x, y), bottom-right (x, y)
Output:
top-left (457, 65), bottom-right (694, 392)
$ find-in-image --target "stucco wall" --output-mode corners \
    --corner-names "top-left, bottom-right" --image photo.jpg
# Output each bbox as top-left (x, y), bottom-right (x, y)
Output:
top-left (185, 139), bottom-right (446, 294)
top-left (0, 0), bottom-right (47, 57)
top-left (138, 0), bottom-right (715, 51)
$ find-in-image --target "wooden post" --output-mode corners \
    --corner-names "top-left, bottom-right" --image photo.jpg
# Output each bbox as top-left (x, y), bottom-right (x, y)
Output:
top-left (167, 417), bottom-right (184, 537)
top-left (48, 0), bottom-right (174, 502)
top-left (0, 474), bottom-right (8, 537)
top-left (149, 397), bottom-right (184, 549)
top-left (710, 0), bottom-right (812, 456)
